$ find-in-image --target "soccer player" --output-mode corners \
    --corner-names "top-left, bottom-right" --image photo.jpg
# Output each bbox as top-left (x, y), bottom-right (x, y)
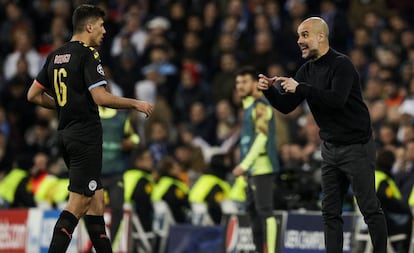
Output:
top-left (27, 4), bottom-right (152, 253)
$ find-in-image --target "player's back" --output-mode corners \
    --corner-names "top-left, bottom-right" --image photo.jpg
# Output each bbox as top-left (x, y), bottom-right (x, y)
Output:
top-left (40, 41), bottom-right (105, 142)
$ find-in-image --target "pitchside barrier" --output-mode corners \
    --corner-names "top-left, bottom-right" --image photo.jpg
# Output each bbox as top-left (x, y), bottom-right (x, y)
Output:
top-left (0, 208), bottom-right (413, 253)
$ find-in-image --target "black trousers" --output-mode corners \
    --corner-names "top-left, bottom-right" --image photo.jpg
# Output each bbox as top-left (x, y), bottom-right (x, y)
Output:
top-left (247, 174), bottom-right (276, 253)
top-left (321, 137), bottom-right (387, 253)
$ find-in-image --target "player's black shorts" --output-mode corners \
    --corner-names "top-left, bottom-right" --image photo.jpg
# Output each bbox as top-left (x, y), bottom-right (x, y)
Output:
top-left (58, 131), bottom-right (103, 197)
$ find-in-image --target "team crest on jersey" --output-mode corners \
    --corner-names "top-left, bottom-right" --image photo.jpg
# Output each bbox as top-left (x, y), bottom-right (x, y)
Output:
top-left (97, 64), bottom-right (105, 76)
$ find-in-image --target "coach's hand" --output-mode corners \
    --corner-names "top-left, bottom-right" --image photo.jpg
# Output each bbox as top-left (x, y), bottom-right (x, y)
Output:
top-left (277, 77), bottom-right (299, 93)
top-left (258, 74), bottom-right (277, 90)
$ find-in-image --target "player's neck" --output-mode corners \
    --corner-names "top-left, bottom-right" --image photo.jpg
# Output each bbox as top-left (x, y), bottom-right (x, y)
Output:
top-left (71, 34), bottom-right (91, 46)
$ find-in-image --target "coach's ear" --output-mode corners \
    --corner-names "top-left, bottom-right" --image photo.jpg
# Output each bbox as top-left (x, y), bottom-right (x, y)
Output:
top-left (318, 32), bottom-right (325, 42)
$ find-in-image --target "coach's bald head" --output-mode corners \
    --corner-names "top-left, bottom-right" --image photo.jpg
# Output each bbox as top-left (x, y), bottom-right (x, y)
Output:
top-left (297, 17), bottom-right (330, 60)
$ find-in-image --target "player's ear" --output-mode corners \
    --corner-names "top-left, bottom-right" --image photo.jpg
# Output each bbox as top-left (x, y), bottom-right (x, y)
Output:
top-left (86, 23), bottom-right (93, 33)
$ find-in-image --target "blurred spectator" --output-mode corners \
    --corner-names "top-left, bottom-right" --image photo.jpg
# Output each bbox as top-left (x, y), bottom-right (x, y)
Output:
top-left (280, 142), bottom-right (304, 172)
top-left (400, 53), bottom-right (414, 88)
top-left (135, 67), bottom-right (157, 105)
top-left (398, 78), bottom-right (414, 125)
top-left (180, 31), bottom-right (209, 67)
top-left (186, 14), bottom-right (204, 36)
top-left (31, 0), bottom-right (53, 49)
top-left (1, 74), bottom-right (37, 154)
top-left (348, 0), bottom-right (387, 29)
top-left (28, 152), bottom-right (49, 199)
top-left (214, 99), bottom-right (238, 146)
top-left (378, 27), bottom-right (400, 55)
top-left (349, 48), bottom-right (370, 87)
top-left (378, 122), bottom-right (401, 152)
top-left (95, 1), bottom-right (122, 65)
top-left (151, 156), bottom-right (190, 223)
top-left (394, 139), bottom-right (414, 202)
top-left (299, 114), bottom-right (322, 171)
top-left (33, 158), bottom-right (62, 209)
top-left (375, 149), bottom-right (412, 253)
top-left (0, 105), bottom-right (10, 139)
top-left (376, 48), bottom-right (402, 76)
top-left (189, 153), bottom-right (231, 224)
top-left (187, 101), bottom-right (216, 146)
top-left (166, 1), bottom-right (187, 51)
top-left (173, 136), bottom-right (206, 180)
top-left (47, 156), bottom-right (69, 209)
top-left (0, 131), bottom-right (13, 175)
top-left (103, 66), bottom-right (123, 97)
top-left (0, 153), bottom-right (36, 208)
top-left (210, 32), bottom-right (245, 75)
top-left (24, 117), bottom-right (58, 157)
top-left (201, 1), bottom-right (221, 56)
top-left (264, 0), bottom-right (283, 38)
top-left (141, 45), bottom-right (178, 104)
top-left (124, 146), bottom-right (155, 232)
top-left (362, 11), bottom-right (386, 47)
top-left (224, 0), bottom-right (250, 43)
top-left (146, 119), bottom-right (173, 166)
top-left (246, 30), bottom-right (280, 75)
top-left (382, 77), bottom-right (404, 124)
top-left (319, 0), bottom-right (351, 53)
top-left (110, 5), bottom-right (147, 59)
top-left (50, 0), bottom-right (72, 27)
top-left (280, 17), bottom-right (306, 75)
top-left (246, 12), bottom-right (274, 48)
top-left (173, 62), bottom-right (212, 123)
top-left (112, 39), bottom-right (141, 97)
top-left (38, 16), bottom-right (70, 56)
top-left (3, 27), bottom-right (41, 80)
top-left (0, 2), bottom-right (32, 58)
top-left (211, 53), bottom-right (238, 103)
top-left (352, 26), bottom-right (375, 60)
top-left (144, 16), bottom-right (171, 54)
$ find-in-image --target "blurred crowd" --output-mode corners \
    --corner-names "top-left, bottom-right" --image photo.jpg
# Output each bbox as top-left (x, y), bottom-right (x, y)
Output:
top-left (0, 0), bottom-right (414, 216)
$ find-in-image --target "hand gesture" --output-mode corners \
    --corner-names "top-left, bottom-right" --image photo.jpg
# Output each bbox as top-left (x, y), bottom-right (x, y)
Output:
top-left (258, 74), bottom-right (278, 90)
top-left (277, 77), bottom-right (299, 93)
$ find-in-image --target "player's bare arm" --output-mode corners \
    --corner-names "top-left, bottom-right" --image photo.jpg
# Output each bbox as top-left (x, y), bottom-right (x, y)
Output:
top-left (27, 80), bottom-right (57, 109)
top-left (90, 86), bottom-right (153, 117)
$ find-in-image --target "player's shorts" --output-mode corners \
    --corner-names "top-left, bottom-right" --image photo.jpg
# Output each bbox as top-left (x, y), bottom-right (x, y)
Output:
top-left (58, 131), bottom-right (103, 197)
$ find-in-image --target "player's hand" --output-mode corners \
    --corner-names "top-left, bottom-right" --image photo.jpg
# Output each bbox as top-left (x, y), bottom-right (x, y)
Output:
top-left (134, 100), bottom-right (153, 118)
top-left (232, 166), bottom-right (245, 177)
top-left (258, 74), bottom-right (277, 90)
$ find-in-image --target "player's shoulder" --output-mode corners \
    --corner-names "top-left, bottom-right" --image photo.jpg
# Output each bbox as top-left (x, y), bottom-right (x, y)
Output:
top-left (78, 41), bottom-right (101, 60)
top-left (58, 41), bottom-right (100, 60)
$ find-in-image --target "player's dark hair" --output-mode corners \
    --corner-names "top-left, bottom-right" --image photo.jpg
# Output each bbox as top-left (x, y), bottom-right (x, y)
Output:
top-left (236, 65), bottom-right (258, 80)
top-left (72, 4), bottom-right (105, 34)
